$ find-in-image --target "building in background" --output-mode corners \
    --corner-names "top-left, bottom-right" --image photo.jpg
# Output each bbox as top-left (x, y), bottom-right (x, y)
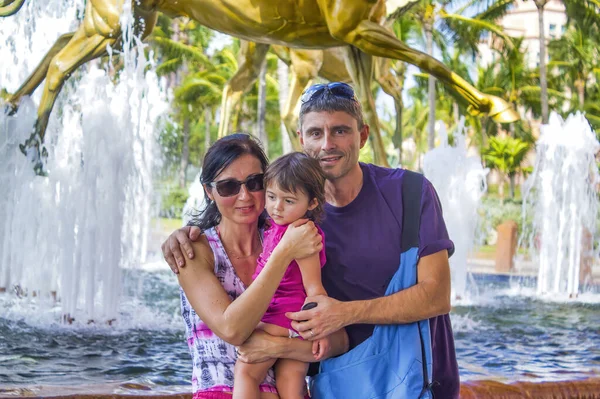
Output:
top-left (479, 0), bottom-right (566, 68)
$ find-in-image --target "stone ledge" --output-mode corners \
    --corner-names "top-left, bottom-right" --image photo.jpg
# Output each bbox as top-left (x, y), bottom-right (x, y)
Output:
top-left (2, 378), bottom-right (600, 399)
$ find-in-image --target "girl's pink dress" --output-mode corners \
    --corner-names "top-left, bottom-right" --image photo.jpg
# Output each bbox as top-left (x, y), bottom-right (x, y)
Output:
top-left (252, 220), bottom-right (326, 332)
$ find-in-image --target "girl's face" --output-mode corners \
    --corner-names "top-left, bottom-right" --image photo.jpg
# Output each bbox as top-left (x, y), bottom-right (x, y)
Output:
top-left (204, 154), bottom-right (265, 226)
top-left (265, 183), bottom-right (318, 226)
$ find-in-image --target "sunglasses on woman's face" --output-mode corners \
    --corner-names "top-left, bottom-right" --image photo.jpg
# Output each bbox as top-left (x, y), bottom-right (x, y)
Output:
top-left (209, 173), bottom-right (265, 197)
top-left (300, 82), bottom-right (357, 104)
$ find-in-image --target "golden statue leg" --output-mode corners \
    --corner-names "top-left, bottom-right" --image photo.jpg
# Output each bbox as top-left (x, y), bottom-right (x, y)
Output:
top-left (343, 47), bottom-right (390, 167)
top-left (0, 0), bottom-right (25, 17)
top-left (374, 58), bottom-right (403, 104)
top-left (282, 49), bottom-right (324, 150)
top-left (281, 68), bottom-right (306, 151)
top-left (374, 57), bottom-right (404, 163)
top-left (6, 33), bottom-right (75, 112)
top-left (319, 5), bottom-right (519, 123)
top-left (36, 28), bottom-right (116, 143)
top-left (217, 41), bottom-right (270, 138)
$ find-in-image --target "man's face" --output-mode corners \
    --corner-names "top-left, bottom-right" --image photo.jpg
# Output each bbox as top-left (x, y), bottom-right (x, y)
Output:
top-left (299, 111), bottom-right (369, 181)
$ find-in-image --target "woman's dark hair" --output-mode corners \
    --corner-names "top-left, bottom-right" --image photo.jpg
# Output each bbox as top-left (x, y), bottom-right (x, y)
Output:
top-left (188, 133), bottom-right (269, 230)
top-left (264, 152), bottom-right (326, 223)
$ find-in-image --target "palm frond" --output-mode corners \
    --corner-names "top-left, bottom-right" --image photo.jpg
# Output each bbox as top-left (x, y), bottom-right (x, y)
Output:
top-left (156, 58), bottom-right (183, 76)
top-left (473, 0), bottom-right (516, 23)
top-left (151, 36), bottom-right (213, 68)
top-left (439, 10), bottom-right (514, 53)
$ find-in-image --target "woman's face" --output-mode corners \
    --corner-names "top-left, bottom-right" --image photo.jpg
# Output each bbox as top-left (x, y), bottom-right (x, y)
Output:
top-left (205, 154), bottom-right (265, 226)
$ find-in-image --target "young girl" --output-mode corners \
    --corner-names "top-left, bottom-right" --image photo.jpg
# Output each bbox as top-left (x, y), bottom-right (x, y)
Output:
top-left (233, 152), bottom-right (328, 399)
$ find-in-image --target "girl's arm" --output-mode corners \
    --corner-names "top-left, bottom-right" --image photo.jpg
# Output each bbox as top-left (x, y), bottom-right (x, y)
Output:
top-left (297, 244), bottom-right (333, 359)
top-left (179, 221), bottom-right (321, 346)
top-left (297, 252), bottom-right (327, 297)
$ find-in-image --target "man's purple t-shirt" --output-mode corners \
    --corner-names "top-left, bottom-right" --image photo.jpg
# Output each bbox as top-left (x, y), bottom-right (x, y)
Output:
top-left (319, 163), bottom-right (459, 399)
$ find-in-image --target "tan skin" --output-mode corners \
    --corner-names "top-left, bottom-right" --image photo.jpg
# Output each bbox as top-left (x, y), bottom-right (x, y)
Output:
top-left (176, 153), bottom-right (326, 398)
top-left (163, 111), bottom-right (450, 367)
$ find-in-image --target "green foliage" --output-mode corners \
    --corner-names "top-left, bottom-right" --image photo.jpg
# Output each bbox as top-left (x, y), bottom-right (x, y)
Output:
top-left (160, 187), bottom-right (189, 218)
top-left (482, 136), bottom-right (531, 177)
top-left (548, 23), bottom-right (600, 129)
top-left (482, 135), bottom-right (532, 199)
top-left (479, 196), bottom-right (532, 243)
top-left (145, 1), bottom-right (600, 177)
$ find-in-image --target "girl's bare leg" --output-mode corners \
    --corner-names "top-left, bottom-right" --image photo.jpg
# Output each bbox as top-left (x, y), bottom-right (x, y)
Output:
top-left (274, 358), bottom-right (309, 399)
top-left (235, 323), bottom-right (300, 398)
top-left (260, 392), bottom-right (280, 399)
top-left (234, 358), bottom-right (277, 399)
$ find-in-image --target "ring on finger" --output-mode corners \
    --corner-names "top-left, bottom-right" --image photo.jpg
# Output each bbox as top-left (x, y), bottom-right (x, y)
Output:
top-left (310, 329), bottom-right (315, 338)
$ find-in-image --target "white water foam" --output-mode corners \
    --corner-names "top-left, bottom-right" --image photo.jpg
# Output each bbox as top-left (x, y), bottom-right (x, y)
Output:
top-left (0, 2), bottom-right (168, 322)
top-left (520, 112), bottom-right (599, 297)
top-left (423, 119), bottom-right (489, 300)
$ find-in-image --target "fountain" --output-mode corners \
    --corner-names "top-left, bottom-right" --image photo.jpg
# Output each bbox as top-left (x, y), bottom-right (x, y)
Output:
top-left (1, 3), bottom-right (599, 398)
top-left (0, 1), bottom-right (166, 322)
top-left (182, 172), bottom-right (206, 227)
top-left (423, 119), bottom-right (489, 300)
top-left (519, 112), bottom-right (599, 297)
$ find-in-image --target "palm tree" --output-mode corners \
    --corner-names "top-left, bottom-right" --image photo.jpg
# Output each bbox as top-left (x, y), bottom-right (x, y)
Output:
top-left (277, 59), bottom-right (294, 154)
top-left (256, 58), bottom-right (268, 144)
top-left (151, 17), bottom-right (214, 186)
top-left (402, 91), bottom-right (430, 171)
top-left (411, 0), bottom-right (516, 149)
top-left (385, 13), bottom-right (420, 164)
top-left (549, 27), bottom-right (598, 109)
top-left (532, 0), bottom-right (550, 123)
top-left (474, 35), bottom-right (570, 144)
top-left (482, 135), bottom-right (532, 199)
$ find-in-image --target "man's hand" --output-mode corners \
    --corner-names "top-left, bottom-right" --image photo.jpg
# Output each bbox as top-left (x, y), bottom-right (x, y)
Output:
top-left (236, 330), bottom-right (280, 364)
top-left (161, 226), bottom-right (202, 273)
top-left (287, 295), bottom-right (351, 341)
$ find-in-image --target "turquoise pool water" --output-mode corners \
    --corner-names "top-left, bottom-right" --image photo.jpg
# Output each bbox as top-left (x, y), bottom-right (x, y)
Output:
top-left (1, 269), bottom-right (599, 389)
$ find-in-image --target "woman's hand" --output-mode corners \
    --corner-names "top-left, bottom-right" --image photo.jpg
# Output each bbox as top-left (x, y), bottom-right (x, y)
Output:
top-left (277, 219), bottom-right (322, 260)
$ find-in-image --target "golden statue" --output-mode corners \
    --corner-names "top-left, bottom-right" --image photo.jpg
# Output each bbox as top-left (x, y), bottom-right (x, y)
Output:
top-left (2, 0), bottom-right (519, 168)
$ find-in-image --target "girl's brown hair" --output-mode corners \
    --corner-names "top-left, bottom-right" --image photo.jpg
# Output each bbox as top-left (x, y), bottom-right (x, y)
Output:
top-left (263, 152), bottom-right (326, 223)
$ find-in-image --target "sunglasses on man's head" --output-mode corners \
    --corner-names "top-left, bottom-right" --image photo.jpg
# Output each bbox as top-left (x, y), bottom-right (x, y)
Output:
top-left (300, 82), bottom-right (357, 104)
top-left (209, 173), bottom-right (265, 197)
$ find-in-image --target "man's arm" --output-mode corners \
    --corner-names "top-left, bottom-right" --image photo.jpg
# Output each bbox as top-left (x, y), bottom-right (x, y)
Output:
top-left (161, 225), bottom-right (202, 273)
top-left (237, 328), bottom-right (349, 364)
top-left (288, 249), bottom-right (451, 340)
top-left (349, 249), bottom-right (450, 323)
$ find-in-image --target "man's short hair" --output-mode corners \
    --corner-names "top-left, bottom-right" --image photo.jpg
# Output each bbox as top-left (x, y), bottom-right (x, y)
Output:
top-left (298, 92), bottom-right (365, 131)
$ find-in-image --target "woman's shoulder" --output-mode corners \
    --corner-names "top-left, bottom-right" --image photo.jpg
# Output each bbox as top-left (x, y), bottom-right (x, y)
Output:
top-left (185, 232), bottom-right (215, 270)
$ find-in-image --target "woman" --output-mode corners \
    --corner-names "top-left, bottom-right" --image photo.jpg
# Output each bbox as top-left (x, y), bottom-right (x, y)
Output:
top-left (177, 133), bottom-right (323, 399)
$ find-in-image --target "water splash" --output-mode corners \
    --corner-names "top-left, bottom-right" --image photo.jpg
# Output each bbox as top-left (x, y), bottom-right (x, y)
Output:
top-left (0, 1), bottom-right (86, 94)
top-left (182, 172), bottom-right (206, 226)
top-left (520, 112), bottom-right (599, 296)
top-left (423, 119), bottom-right (489, 300)
top-left (0, 2), bottom-right (167, 322)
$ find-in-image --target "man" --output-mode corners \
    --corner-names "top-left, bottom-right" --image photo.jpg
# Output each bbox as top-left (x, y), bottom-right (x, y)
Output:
top-left (162, 82), bottom-right (459, 398)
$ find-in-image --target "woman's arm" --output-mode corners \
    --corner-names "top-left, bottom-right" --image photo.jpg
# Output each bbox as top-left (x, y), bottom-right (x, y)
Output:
top-left (178, 221), bottom-right (322, 346)
top-left (237, 328), bottom-right (349, 364)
